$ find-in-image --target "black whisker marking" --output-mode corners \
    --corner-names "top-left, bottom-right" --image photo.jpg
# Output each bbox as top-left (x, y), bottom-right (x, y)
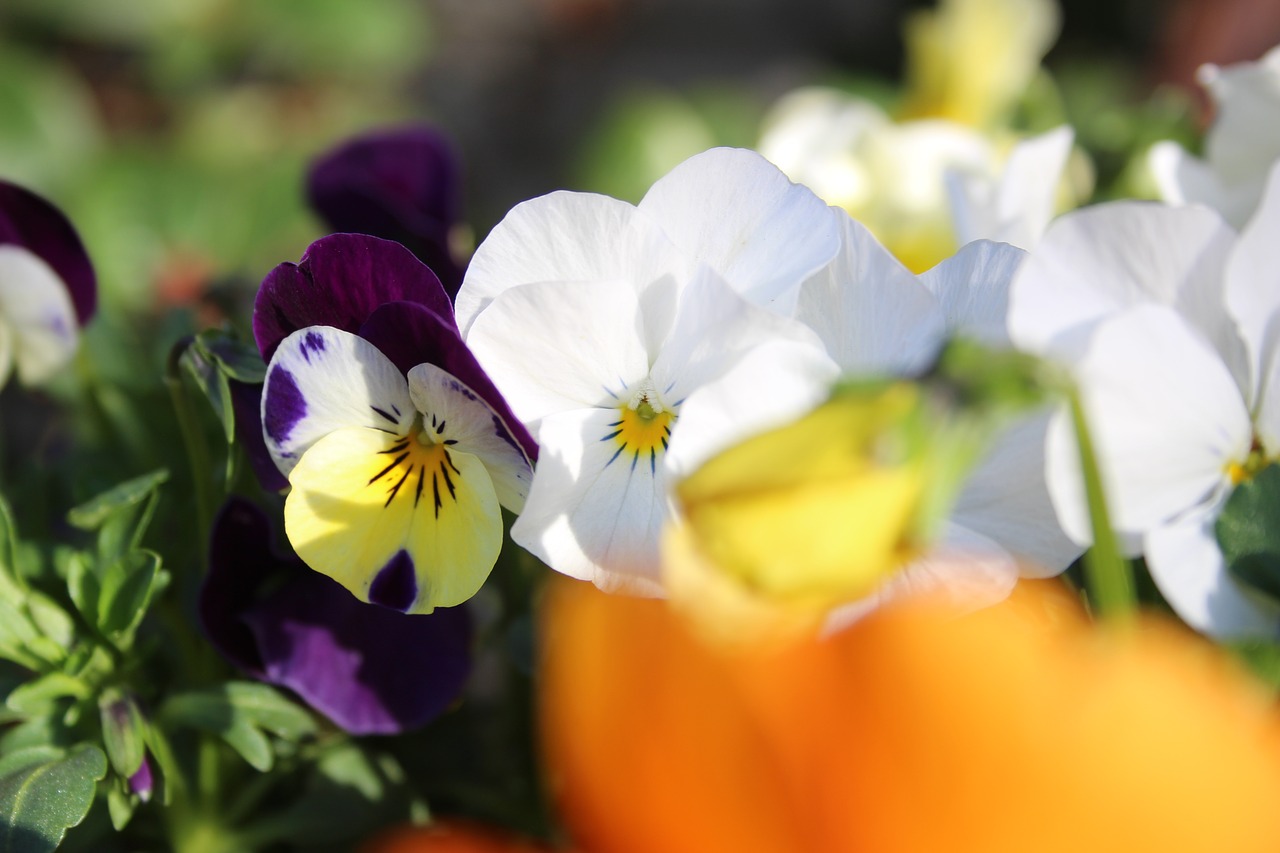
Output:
top-left (600, 429), bottom-right (622, 442)
top-left (649, 447), bottom-right (656, 475)
top-left (378, 440), bottom-right (410, 455)
top-left (436, 419), bottom-right (446, 435)
top-left (432, 471), bottom-right (442, 518)
top-left (367, 453), bottom-right (409, 485)
top-left (385, 467), bottom-right (411, 507)
top-left (371, 406), bottom-right (398, 424)
top-left (414, 464), bottom-right (425, 507)
top-left (605, 444), bottom-right (626, 468)
top-left (440, 459), bottom-right (457, 500)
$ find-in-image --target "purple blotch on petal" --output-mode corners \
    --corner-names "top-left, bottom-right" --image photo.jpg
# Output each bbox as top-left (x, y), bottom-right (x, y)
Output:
top-left (369, 549), bottom-right (419, 612)
top-left (301, 330), bottom-right (327, 361)
top-left (306, 125), bottom-right (466, 296)
top-left (0, 181), bottom-right (97, 326)
top-left (359, 300), bottom-right (538, 462)
top-left (253, 233), bottom-right (455, 362)
top-left (263, 366), bottom-right (307, 446)
top-left (202, 498), bottom-right (472, 735)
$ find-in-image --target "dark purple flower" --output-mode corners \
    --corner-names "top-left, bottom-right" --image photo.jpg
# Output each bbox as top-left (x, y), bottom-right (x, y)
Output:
top-left (0, 181), bottom-right (97, 385)
top-left (254, 233), bottom-right (535, 461)
top-left (201, 497), bottom-right (473, 734)
top-left (307, 126), bottom-right (466, 296)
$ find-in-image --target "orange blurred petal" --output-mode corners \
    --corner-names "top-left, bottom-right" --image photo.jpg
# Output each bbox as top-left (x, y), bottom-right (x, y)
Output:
top-left (540, 578), bottom-right (1280, 853)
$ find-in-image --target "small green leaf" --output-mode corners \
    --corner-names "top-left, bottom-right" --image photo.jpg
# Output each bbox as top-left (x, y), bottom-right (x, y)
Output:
top-left (220, 683), bottom-right (317, 741)
top-left (199, 330), bottom-right (267, 384)
top-left (141, 722), bottom-right (178, 806)
top-left (105, 784), bottom-right (134, 832)
top-left (0, 743), bottom-right (106, 853)
top-left (0, 717), bottom-right (73, 756)
top-left (98, 690), bottom-right (146, 778)
top-left (180, 344), bottom-right (235, 444)
top-left (24, 595), bottom-right (73, 651)
top-left (220, 721), bottom-right (273, 772)
top-left (1217, 464), bottom-right (1280, 604)
top-left (0, 749), bottom-right (64, 781)
top-left (64, 557), bottom-right (99, 629)
top-left (66, 470), bottom-right (169, 531)
top-left (97, 552), bottom-right (161, 640)
top-left (1229, 640), bottom-right (1280, 691)
top-left (5, 674), bottom-right (90, 717)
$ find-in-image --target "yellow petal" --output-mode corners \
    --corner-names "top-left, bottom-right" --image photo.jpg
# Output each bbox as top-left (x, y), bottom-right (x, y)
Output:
top-left (284, 426), bottom-right (501, 612)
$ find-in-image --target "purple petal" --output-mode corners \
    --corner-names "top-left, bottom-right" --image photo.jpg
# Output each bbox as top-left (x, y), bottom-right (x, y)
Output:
top-left (202, 498), bottom-right (473, 734)
top-left (307, 125), bottom-right (465, 296)
top-left (128, 756), bottom-right (153, 803)
top-left (252, 233), bottom-right (455, 363)
top-left (0, 180), bottom-right (96, 326)
top-left (359, 300), bottom-right (538, 461)
top-left (229, 379), bottom-right (290, 492)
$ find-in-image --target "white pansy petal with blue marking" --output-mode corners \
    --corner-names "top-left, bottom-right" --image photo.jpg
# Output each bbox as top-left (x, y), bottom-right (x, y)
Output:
top-left (262, 326), bottom-right (414, 478)
top-left (0, 245), bottom-right (79, 385)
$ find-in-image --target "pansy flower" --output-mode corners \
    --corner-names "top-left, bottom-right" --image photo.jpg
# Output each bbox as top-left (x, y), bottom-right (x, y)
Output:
top-left (307, 126), bottom-right (467, 296)
top-left (255, 234), bottom-right (534, 613)
top-left (457, 148), bottom-right (840, 591)
top-left (0, 180), bottom-right (96, 387)
top-left (1150, 45), bottom-right (1280, 229)
top-left (1008, 163), bottom-right (1280, 638)
top-left (202, 497), bottom-right (472, 734)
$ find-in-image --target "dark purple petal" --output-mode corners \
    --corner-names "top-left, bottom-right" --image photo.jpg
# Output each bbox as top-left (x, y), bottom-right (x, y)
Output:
top-left (369, 550), bottom-right (418, 612)
top-left (359, 301), bottom-right (538, 462)
top-left (0, 181), bottom-right (96, 326)
top-left (202, 498), bottom-right (473, 734)
top-left (253, 233), bottom-right (455, 362)
top-left (307, 125), bottom-right (465, 296)
top-left (229, 379), bottom-right (289, 493)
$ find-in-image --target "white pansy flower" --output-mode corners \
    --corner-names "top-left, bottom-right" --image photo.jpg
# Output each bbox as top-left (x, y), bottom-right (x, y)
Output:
top-left (1150, 45), bottom-right (1280, 229)
top-left (458, 148), bottom-right (840, 591)
top-left (1009, 164), bottom-right (1280, 638)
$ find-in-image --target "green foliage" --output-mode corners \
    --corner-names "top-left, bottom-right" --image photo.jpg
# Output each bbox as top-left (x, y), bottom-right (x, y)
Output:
top-left (160, 683), bottom-right (317, 773)
top-left (0, 744), bottom-right (106, 853)
top-left (1217, 464), bottom-right (1280, 604)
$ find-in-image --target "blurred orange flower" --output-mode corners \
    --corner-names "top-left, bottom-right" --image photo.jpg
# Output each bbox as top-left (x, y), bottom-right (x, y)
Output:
top-left (540, 579), bottom-right (1280, 853)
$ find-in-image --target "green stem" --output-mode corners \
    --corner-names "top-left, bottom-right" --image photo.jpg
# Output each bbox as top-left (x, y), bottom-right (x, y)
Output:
top-left (1067, 386), bottom-right (1136, 619)
top-left (165, 344), bottom-right (216, 558)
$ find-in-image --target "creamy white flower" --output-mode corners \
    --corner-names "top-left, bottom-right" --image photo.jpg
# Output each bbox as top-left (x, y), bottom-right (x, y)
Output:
top-left (1150, 45), bottom-right (1280, 229)
top-left (759, 89), bottom-right (1074, 272)
top-left (458, 148), bottom-right (840, 590)
top-left (1009, 164), bottom-right (1280, 639)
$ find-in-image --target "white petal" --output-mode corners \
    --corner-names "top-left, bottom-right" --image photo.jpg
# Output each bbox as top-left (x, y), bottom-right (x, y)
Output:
top-left (1201, 51), bottom-right (1280, 193)
top-left (664, 339), bottom-right (839, 481)
top-left (406, 362), bottom-right (533, 513)
top-left (466, 278), bottom-right (652, 425)
top-left (0, 246), bottom-right (79, 385)
top-left (650, 265), bottom-right (823, 405)
top-left (1044, 305), bottom-right (1251, 545)
top-left (1008, 202), bottom-right (1237, 362)
top-left (456, 191), bottom-right (685, 337)
top-left (823, 521), bottom-right (1019, 633)
top-left (511, 407), bottom-right (671, 592)
top-left (1146, 497), bottom-right (1280, 639)
top-left (1148, 141), bottom-right (1227, 210)
top-left (262, 326), bottom-right (413, 478)
top-left (637, 147), bottom-right (841, 313)
top-left (919, 238), bottom-right (1026, 347)
top-left (951, 408), bottom-right (1083, 577)
top-left (1225, 160), bottom-right (1280, 445)
top-left (955, 125), bottom-right (1073, 249)
top-left (794, 213), bottom-right (945, 374)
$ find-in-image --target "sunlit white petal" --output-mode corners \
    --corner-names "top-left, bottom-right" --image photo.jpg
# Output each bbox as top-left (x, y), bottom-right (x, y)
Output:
top-left (0, 245), bottom-right (79, 385)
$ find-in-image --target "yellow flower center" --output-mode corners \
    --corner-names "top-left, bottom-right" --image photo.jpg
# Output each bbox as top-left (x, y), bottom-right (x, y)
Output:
top-left (368, 412), bottom-right (462, 516)
top-left (1227, 441), bottom-right (1269, 486)
top-left (603, 380), bottom-right (676, 474)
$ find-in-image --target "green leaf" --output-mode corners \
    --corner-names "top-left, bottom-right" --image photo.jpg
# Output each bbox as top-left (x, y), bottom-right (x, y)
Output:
top-left (0, 744), bottom-right (106, 852)
top-left (1217, 464), bottom-right (1280, 603)
top-left (98, 690), bottom-right (145, 778)
top-left (141, 722), bottom-right (178, 806)
top-left (198, 330), bottom-right (267, 384)
top-left (5, 674), bottom-right (89, 717)
top-left (97, 552), bottom-right (162, 640)
top-left (159, 683), bottom-right (315, 774)
top-left (64, 557), bottom-right (99, 630)
top-left (219, 683), bottom-right (317, 741)
top-left (180, 343), bottom-right (235, 444)
top-left (24, 595), bottom-right (73, 652)
top-left (66, 470), bottom-right (169, 531)
top-left (0, 750), bottom-right (63, 781)
top-left (105, 785), bottom-right (134, 832)
top-left (1229, 640), bottom-right (1280, 691)
top-left (0, 717), bottom-right (74, 756)
top-left (0, 602), bottom-right (42, 670)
